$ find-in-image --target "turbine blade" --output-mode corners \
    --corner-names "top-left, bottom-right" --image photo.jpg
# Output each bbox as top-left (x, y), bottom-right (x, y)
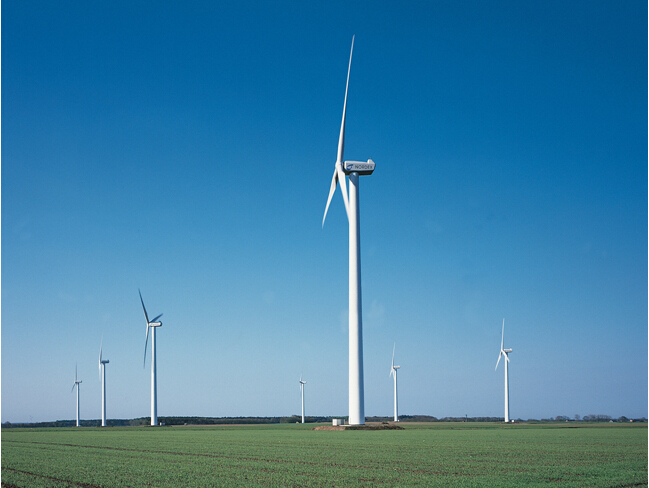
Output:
top-left (323, 36), bottom-right (355, 228)
top-left (495, 351), bottom-right (502, 371)
top-left (139, 289), bottom-right (150, 324)
top-left (71, 382), bottom-right (76, 393)
top-left (505, 353), bottom-right (510, 363)
top-left (151, 313), bottom-right (163, 323)
top-left (336, 35), bottom-right (354, 165)
top-left (337, 165), bottom-right (350, 218)
top-left (143, 325), bottom-right (150, 368)
top-left (322, 169), bottom-right (338, 227)
top-left (392, 343), bottom-right (395, 370)
top-left (501, 319), bottom-right (505, 350)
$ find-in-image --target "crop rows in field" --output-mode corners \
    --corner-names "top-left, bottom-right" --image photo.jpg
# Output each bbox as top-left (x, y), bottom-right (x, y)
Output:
top-left (2, 423), bottom-right (647, 487)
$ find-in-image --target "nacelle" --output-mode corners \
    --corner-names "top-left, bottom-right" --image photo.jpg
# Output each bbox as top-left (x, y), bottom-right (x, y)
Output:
top-left (344, 159), bottom-right (375, 175)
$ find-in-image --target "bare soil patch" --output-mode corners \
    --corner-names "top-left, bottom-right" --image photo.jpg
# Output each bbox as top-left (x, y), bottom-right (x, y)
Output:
top-left (312, 423), bottom-right (404, 431)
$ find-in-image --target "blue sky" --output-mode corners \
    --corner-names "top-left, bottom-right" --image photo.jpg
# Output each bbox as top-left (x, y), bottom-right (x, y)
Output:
top-left (2, 0), bottom-right (646, 423)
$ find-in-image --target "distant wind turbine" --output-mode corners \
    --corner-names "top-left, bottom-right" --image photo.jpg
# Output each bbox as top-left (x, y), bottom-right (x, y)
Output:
top-left (389, 343), bottom-right (400, 422)
top-left (299, 374), bottom-right (307, 424)
top-left (71, 364), bottom-right (82, 427)
top-left (139, 289), bottom-right (163, 427)
top-left (322, 35), bottom-right (376, 426)
top-left (495, 319), bottom-right (513, 422)
top-left (98, 340), bottom-right (109, 427)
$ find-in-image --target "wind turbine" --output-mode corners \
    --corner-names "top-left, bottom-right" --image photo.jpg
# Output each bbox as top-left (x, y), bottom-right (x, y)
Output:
top-left (71, 364), bottom-right (82, 427)
top-left (299, 374), bottom-right (307, 424)
top-left (322, 35), bottom-right (375, 426)
top-left (389, 343), bottom-right (400, 422)
top-left (140, 289), bottom-right (163, 426)
top-left (98, 340), bottom-right (109, 427)
top-left (495, 319), bottom-right (512, 422)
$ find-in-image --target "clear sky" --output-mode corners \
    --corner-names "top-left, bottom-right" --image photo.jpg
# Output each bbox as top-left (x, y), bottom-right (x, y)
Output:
top-left (2, 0), bottom-right (646, 423)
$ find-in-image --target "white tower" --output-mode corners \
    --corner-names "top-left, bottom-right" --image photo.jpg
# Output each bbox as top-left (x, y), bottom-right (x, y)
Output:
top-left (140, 290), bottom-right (163, 426)
top-left (390, 344), bottom-right (400, 422)
top-left (322, 36), bottom-right (376, 426)
top-left (299, 375), bottom-right (307, 424)
top-left (99, 342), bottom-right (109, 427)
top-left (151, 327), bottom-right (158, 425)
top-left (71, 364), bottom-right (82, 427)
top-left (495, 319), bottom-right (512, 422)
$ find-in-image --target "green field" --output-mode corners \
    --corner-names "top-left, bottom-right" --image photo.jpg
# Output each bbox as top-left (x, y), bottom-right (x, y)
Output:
top-left (2, 422), bottom-right (646, 487)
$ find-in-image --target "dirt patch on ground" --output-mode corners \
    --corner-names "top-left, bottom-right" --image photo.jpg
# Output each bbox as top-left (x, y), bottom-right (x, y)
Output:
top-left (312, 423), bottom-right (404, 431)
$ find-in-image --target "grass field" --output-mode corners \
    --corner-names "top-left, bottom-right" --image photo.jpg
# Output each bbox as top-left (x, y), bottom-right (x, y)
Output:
top-left (2, 422), bottom-right (646, 487)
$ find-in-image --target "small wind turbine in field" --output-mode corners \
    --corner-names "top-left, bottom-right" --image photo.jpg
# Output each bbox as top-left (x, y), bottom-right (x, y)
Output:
top-left (139, 290), bottom-right (163, 426)
top-left (71, 363), bottom-right (82, 427)
top-left (495, 319), bottom-right (513, 422)
top-left (299, 374), bottom-right (307, 424)
top-left (99, 339), bottom-right (109, 427)
top-left (390, 344), bottom-right (400, 422)
top-left (322, 35), bottom-right (375, 426)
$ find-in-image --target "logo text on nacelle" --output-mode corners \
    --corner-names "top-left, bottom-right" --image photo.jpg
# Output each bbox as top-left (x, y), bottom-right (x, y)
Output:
top-left (343, 159), bottom-right (375, 175)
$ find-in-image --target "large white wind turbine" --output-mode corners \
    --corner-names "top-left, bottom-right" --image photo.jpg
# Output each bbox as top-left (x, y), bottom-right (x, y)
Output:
top-left (299, 375), bottom-right (307, 424)
top-left (98, 340), bottom-right (109, 427)
top-left (140, 289), bottom-right (163, 427)
top-left (322, 35), bottom-right (375, 426)
top-left (389, 344), bottom-right (400, 422)
top-left (495, 319), bottom-right (513, 422)
top-left (71, 364), bottom-right (82, 427)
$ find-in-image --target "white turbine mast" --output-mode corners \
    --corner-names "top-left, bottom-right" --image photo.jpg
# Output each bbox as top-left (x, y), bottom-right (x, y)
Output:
top-left (389, 343), bottom-right (400, 422)
top-left (299, 374), bottom-right (307, 424)
top-left (98, 339), bottom-right (109, 427)
top-left (322, 35), bottom-right (375, 426)
top-left (495, 319), bottom-right (513, 422)
top-left (71, 363), bottom-right (82, 427)
top-left (140, 289), bottom-right (163, 427)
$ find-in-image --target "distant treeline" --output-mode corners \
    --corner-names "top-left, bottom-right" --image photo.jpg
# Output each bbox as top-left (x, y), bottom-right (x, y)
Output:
top-left (2, 414), bottom-right (645, 428)
top-left (0, 416), bottom-right (331, 428)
